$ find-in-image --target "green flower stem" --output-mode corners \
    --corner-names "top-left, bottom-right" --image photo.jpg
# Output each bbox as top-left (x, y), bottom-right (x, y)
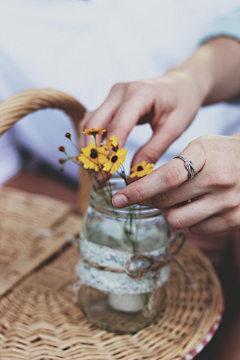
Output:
top-left (125, 211), bottom-right (138, 253)
top-left (91, 148), bottom-right (136, 253)
top-left (99, 167), bottom-right (112, 199)
top-left (116, 166), bottom-right (137, 253)
top-left (119, 165), bottom-right (128, 186)
top-left (66, 157), bottom-right (110, 207)
top-left (106, 171), bottom-right (113, 196)
top-left (90, 172), bottom-right (112, 206)
top-left (62, 149), bottom-right (74, 159)
top-left (60, 153), bottom-right (79, 170)
top-left (68, 138), bottom-right (81, 152)
top-left (93, 136), bottom-right (112, 199)
top-left (64, 133), bottom-right (138, 254)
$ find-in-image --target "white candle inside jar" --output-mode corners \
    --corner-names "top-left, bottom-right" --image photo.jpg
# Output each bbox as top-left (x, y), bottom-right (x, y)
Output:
top-left (108, 293), bottom-right (147, 312)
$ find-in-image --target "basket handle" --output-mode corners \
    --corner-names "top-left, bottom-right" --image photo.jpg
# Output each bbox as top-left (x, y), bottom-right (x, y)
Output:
top-left (0, 88), bottom-right (91, 214)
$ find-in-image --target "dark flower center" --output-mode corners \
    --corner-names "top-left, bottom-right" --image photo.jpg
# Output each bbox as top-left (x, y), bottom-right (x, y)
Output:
top-left (112, 146), bottom-right (118, 152)
top-left (111, 155), bottom-right (118, 163)
top-left (137, 165), bottom-right (143, 171)
top-left (90, 148), bottom-right (98, 159)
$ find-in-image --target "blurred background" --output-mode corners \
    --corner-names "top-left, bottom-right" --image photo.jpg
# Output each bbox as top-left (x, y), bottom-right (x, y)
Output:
top-left (0, 0), bottom-right (240, 185)
top-left (0, 1), bottom-right (240, 359)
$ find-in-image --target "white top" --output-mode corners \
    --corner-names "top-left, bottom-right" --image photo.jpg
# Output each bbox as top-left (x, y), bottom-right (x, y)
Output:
top-left (0, 0), bottom-right (240, 184)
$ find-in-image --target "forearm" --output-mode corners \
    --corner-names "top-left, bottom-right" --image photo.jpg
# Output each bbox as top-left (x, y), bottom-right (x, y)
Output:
top-left (168, 37), bottom-right (240, 106)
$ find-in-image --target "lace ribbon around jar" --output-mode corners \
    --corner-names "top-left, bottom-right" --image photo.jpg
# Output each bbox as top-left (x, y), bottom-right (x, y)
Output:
top-left (76, 232), bottom-right (186, 317)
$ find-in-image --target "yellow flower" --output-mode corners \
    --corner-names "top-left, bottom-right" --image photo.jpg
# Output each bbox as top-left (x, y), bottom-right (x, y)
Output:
top-left (83, 127), bottom-right (106, 136)
top-left (77, 142), bottom-right (109, 171)
top-left (101, 135), bottom-right (119, 151)
top-left (130, 160), bottom-right (154, 178)
top-left (103, 148), bottom-right (128, 174)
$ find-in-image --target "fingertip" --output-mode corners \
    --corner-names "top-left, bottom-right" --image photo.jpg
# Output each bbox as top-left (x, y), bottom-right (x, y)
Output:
top-left (131, 144), bottom-right (160, 167)
top-left (131, 152), bottom-right (153, 168)
top-left (112, 193), bottom-right (129, 208)
top-left (105, 130), bottom-right (126, 149)
top-left (131, 151), bottom-right (145, 167)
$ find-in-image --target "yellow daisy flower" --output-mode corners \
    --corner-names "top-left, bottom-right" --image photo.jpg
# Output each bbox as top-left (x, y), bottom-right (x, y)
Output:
top-left (77, 142), bottom-right (109, 171)
top-left (83, 127), bottom-right (106, 136)
top-left (130, 160), bottom-right (154, 178)
top-left (101, 135), bottom-right (119, 152)
top-left (103, 148), bottom-right (128, 174)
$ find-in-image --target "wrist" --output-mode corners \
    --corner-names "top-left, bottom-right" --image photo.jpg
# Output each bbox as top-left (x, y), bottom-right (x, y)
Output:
top-left (173, 37), bottom-right (240, 106)
top-left (163, 64), bottom-right (211, 107)
top-left (166, 56), bottom-right (213, 107)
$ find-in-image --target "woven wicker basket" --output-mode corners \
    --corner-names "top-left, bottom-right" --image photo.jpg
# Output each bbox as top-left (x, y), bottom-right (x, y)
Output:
top-left (0, 89), bottom-right (223, 360)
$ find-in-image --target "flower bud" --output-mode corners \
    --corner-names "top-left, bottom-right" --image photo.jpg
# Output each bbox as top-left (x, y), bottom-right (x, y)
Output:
top-left (59, 145), bottom-right (65, 152)
top-left (65, 132), bottom-right (71, 139)
top-left (59, 158), bottom-right (66, 164)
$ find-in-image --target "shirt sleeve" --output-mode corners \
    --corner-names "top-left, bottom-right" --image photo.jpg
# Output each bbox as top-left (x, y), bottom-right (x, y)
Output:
top-left (200, 7), bottom-right (240, 104)
top-left (201, 7), bottom-right (240, 44)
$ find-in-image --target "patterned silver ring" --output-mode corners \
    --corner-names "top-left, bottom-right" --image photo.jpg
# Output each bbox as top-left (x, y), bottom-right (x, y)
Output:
top-left (173, 155), bottom-right (195, 179)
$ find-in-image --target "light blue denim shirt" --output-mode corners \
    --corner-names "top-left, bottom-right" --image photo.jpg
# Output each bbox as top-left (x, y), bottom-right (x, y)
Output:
top-left (201, 7), bottom-right (240, 43)
top-left (201, 7), bottom-right (240, 104)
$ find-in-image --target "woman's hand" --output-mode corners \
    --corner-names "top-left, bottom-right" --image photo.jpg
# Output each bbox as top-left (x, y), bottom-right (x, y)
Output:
top-left (79, 37), bottom-right (240, 166)
top-left (112, 134), bottom-right (240, 234)
top-left (79, 69), bottom-right (206, 165)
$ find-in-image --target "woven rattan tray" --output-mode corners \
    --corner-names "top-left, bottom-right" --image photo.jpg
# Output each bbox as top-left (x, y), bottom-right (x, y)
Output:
top-left (0, 187), bottom-right (223, 360)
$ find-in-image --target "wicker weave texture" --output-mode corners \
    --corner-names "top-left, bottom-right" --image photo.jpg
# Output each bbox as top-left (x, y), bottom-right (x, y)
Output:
top-left (0, 189), bottom-right (222, 360)
top-left (0, 188), bottom-right (81, 298)
top-left (0, 89), bottom-right (86, 137)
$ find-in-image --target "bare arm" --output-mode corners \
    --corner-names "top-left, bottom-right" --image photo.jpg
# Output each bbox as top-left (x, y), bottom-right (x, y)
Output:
top-left (172, 37), bottom-right (240, 105)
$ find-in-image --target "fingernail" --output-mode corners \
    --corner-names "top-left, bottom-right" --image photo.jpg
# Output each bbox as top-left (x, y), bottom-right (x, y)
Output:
top-left (112, 194), bottom-right (129, 208)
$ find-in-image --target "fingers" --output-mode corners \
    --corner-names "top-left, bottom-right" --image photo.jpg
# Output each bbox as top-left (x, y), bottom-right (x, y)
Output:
top-left (132, 111), bottom-right (183, 165)
top-left (161, 184), bottom-right (240, 233)
top-left (143, 171), bottom-right (207, 209)
top-left (80, 82), bottom-right (155, 152)
top-left (131, 130), bottom-right (169, 165)
top-left (161, 194), bottom-right (222, 230)
top-left (188, 208), bottom-right (240, 234)
top-left (78, 84), bottom-right (125, 147)
top-left (86, 84), bottom-right (125, 131)
top-left (112, 140), bottom-right (206, 208)
top-left (105, 86), bottom-right (155, 148)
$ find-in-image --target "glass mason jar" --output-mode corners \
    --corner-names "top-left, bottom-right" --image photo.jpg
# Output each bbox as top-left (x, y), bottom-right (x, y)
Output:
top-left (77, 177), bottom-right (171, 333)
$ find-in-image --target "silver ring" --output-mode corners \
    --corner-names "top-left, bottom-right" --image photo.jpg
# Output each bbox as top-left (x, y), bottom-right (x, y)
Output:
top-left (174, 155), bottom-right (195, 179)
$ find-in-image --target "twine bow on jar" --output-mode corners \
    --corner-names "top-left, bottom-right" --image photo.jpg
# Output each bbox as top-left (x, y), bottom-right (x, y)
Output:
top-left (81, 232), bottom-right (187, 317)
top-left (125, 232), bottom-right (186, 317)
